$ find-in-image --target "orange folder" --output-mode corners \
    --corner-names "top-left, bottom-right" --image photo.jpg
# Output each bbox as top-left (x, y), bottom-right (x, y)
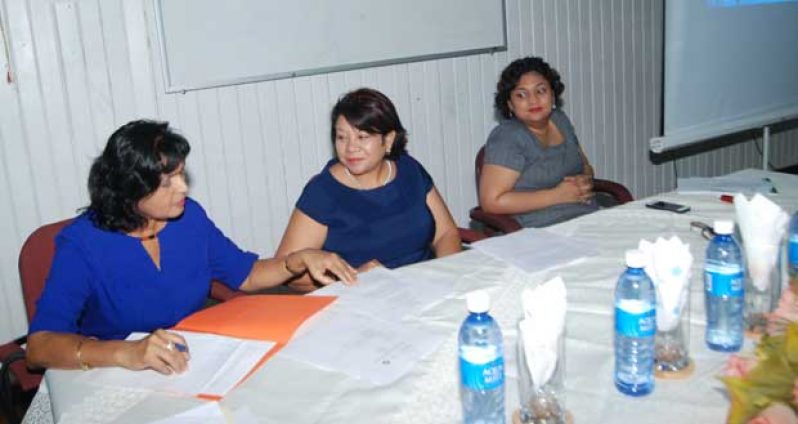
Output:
top-left (174, 294), bottom-right (336, 399)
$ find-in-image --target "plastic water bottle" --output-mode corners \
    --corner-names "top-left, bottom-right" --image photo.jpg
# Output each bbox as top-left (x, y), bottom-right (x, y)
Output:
top-left (459, 290), bottom-right (505, 424)
top-left (614, 249), bottom-right (656, 397)
top-left (789, 211), bottom-right (798, 290)
top-left (704, 219), bottom-right (745, 352)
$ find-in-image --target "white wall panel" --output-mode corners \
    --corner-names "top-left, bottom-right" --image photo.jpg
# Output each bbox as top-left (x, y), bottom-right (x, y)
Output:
top-left (1, 0), bottom-right (797, 341)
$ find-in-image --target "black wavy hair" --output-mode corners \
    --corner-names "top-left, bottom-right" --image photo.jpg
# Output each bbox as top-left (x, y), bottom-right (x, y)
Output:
top-left (330, 88), bottom-right (407, 160)
top-left (494, 56), bottom-right (565, 120)
top-left (87, 120), bottom-right (190, 232)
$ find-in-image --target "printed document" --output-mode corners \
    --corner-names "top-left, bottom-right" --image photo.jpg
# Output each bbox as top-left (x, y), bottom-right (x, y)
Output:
top-left (471, 227), bottom-right (598, 273)
top-left (77, 330), bottom-right (275, 397)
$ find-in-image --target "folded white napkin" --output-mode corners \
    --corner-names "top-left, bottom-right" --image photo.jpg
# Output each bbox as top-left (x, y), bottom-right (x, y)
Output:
top-left (734, 193), bottom-right (790, 292)
top-left (519, 276), bottom-right (567, 388)
top-left (638, 236), bottom-right (693, 332)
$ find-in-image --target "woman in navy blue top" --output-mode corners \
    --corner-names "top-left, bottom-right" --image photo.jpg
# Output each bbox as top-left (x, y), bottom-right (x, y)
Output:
top-left (26, 120), bottom-right (356, 374)
top-left (276, 88), bottom-right (462, 292)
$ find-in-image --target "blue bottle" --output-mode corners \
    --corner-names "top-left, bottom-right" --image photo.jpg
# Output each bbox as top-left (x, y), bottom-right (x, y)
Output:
top-left (614, 249), bottom-right (656, 397)
top-left (789, 211), bottom-right (798, 290)
top-left (704, 219), bottom-right (745, 352)
top-left (459, 290), bottom-right (505, 424)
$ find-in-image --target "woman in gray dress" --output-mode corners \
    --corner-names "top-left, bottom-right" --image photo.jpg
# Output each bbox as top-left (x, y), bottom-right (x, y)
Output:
top-left (479, 56), bottom-right (597, 228)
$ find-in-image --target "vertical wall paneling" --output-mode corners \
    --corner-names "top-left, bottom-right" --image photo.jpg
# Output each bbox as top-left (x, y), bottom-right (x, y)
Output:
top-left (1, 0), bottom-right (797, 341)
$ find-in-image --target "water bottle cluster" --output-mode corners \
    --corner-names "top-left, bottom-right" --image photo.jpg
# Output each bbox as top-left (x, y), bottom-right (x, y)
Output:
top-left (613, 220), bottom-right (747, 398)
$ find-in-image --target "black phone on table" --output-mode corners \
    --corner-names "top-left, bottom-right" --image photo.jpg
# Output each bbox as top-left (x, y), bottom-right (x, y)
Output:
top-left (645, 200), bottom-right (691, 214)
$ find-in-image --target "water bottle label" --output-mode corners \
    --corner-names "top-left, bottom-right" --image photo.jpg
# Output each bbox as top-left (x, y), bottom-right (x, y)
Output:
top-left (459, 351), bottom-right (504, 391)
top-left (705, 265), bottom-right (744, 297)
top-left (615, 306), bottom-right (655, 337)
top-left (789, 235), bottom-right (798, 267)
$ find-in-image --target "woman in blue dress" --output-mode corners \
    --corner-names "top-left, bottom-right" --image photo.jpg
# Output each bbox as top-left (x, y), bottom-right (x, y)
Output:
top-left (27, 120), bottom-right (356, 374)
top-left (276, 88), bottom-right (462, 292)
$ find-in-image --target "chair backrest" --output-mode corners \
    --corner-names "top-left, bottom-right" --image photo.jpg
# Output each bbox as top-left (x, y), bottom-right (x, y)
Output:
top-left (18, 219), bottom-right (73, 323)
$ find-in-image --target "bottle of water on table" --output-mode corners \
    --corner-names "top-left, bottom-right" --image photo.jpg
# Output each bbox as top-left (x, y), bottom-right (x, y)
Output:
top-left (614, 249), bottom-right (656, 397)
top-left (704, 219), bottom-right (744, 352)
top-left (459, 290), bottom-right (505, 424)
top-left (789, 211), bottom-right (798, 292)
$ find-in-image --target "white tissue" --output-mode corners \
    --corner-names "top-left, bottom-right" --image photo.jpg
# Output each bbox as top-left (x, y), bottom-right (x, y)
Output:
top-left (638, 236), bottom-right (693, 332)
top-left (519, 276), bottom-right (567, 388)
top-left (734, 193), bottom-right (790, 292)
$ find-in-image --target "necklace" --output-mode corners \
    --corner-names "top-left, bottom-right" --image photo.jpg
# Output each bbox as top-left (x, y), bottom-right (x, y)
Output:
top-left (130, 222), bottom-right (163, 241)
top-left (344, 160), bottom-right (392, 190)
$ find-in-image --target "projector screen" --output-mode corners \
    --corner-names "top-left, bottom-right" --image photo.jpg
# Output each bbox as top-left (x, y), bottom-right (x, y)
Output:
top-left (650, 0), bottom-right (798, 153)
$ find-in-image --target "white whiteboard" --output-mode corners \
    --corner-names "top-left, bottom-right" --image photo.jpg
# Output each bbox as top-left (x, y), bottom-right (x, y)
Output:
top-left (154, 0), bottom-right (507, 93)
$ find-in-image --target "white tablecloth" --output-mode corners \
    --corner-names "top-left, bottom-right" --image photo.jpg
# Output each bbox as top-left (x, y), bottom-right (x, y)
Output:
top-left (25, 169), bottom-right (798, 423)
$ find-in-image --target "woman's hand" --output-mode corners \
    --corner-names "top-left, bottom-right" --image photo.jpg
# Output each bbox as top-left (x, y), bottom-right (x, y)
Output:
top-left (556, 178), bottom-right (585, 204)
top-left (357, 259), bottom-right (383, 273)
top-left (562, 175), bottom-right (594, 204)
top-left (291, 249), bottom-right (357, 285)
top-left (118, 329), bottom-right (190, 375)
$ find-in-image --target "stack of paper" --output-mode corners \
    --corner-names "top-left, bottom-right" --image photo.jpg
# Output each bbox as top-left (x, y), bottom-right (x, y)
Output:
top-left (77, 295), bottom-right (337, 398)
top-left (677, 176), bottom-right (775, 194)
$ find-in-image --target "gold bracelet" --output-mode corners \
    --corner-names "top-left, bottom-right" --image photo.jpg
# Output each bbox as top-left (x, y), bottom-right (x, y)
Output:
top-left (284, 255), bottom-right (304, 276)
top-left (76, 337), bottom-right (96, 371)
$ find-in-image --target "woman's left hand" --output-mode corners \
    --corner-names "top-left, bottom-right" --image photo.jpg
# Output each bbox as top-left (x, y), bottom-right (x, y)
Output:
top-left (292, 249), bottom-right (358, 285)
top-left (357, 259), bottom-right (383, 273)
top-left (564, 175), bottom-right (594, 204)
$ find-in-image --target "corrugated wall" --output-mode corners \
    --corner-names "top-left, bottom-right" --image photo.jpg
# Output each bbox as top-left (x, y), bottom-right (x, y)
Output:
top-left (1, 0), bottom-right (796, 340)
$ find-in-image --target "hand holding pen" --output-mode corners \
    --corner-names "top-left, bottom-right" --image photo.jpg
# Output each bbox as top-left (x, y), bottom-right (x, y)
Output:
top-left (120, 329), bottom-right (191, 375)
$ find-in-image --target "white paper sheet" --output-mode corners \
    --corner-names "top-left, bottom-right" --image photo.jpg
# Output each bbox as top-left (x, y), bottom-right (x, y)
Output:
top-left (280, 311), bottom-right (448, 385)
top-left (78, 331), bottom-right (276, 397)
top-left (470, 228), bottom-right (598, 273)
top-left (147, 402), bottom-right (226, 424)
top-left (313, 267), bottom-right (453, 322)
top-left (677, 176), bottom-right (776, 194)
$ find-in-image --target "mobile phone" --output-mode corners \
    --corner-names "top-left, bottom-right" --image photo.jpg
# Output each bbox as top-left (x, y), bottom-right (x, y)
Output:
top-left (645, 200), bottom-right (691, 214)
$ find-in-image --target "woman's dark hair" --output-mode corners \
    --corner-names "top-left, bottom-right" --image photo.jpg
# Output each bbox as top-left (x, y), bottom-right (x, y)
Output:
top-left (87, 120), bottom-right (190, 232)
top-left (494, 56), bottom-right (565, 120)
top-left (330, 88), bottom-right (407, 160)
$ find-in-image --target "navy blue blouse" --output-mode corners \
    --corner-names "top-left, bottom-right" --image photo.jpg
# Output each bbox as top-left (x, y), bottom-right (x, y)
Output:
top-left (29, 198), bottom-right (257, 340)
top-left (296, 153), bottom-right (435, 268)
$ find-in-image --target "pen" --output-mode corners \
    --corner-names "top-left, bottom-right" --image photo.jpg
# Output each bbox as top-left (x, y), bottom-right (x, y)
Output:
top-left (720, 194), bottom-right (734, 203)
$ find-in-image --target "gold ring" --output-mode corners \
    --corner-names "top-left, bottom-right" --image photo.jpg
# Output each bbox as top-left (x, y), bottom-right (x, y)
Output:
top-left (166, 341), bottom-right (174, 352)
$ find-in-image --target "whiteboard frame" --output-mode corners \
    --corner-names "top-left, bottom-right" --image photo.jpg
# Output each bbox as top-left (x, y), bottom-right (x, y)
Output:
top-left (153, 0), bottom-right (507, 93)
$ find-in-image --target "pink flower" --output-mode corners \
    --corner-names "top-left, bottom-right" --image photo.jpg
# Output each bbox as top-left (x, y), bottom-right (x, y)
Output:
top-left (793, 378), bottom-right (798, 407)
top-left (747, 403), bottom-right (798, 424)
top-left (725, 354), bottom-right (758, 378)
top-left (768, 290), bottom-right (798, 336)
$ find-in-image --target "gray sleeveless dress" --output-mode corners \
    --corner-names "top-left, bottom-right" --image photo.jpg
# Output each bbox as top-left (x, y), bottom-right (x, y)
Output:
top-left (483, 109), bottom-right (598, 228)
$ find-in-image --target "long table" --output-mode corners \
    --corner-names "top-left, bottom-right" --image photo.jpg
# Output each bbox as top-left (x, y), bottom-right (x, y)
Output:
top-left (25, 169), bottom-right (798, 423)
